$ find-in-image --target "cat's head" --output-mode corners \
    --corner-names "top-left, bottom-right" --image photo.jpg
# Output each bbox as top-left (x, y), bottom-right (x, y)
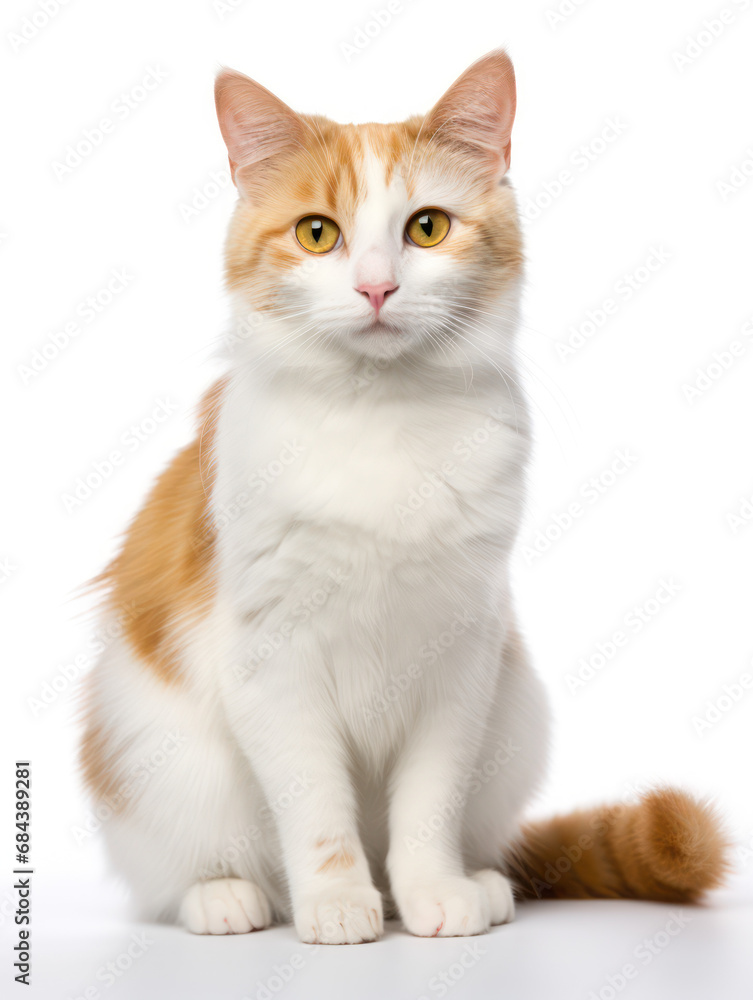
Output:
top-left (215, 51), bottom-right (523, 372)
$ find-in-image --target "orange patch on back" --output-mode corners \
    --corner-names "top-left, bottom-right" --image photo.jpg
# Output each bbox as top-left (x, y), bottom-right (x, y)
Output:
top-left (79, 721), bottom-right (129, 806)
top-left (100, 378), bottom-right (225, 683)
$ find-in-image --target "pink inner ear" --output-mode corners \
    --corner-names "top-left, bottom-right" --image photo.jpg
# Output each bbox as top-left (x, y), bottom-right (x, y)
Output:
top-left (214, 69), bottom-right (304, 184)
top-left (425, 51), bottom-right (517, 180)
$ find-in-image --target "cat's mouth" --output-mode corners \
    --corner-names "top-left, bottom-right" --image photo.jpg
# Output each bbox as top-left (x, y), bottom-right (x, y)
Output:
top-left (356, 316), bottom-right (403, 337)
top-left (345, 315), bottom-right (411, 359)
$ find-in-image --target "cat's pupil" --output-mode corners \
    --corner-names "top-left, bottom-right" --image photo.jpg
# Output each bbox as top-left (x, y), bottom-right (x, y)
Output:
top-left (419, 214), bottom-right (433, 237)
top-left (311, 219), bottom-right (323, 242)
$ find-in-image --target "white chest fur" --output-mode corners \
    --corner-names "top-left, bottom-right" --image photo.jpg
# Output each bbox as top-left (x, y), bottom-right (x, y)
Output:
top-left (210, 363), bottom-right (528, 748)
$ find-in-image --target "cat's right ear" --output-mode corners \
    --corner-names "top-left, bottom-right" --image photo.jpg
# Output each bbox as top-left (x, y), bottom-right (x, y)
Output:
top-left (214, 69), bottom-right (304, 192)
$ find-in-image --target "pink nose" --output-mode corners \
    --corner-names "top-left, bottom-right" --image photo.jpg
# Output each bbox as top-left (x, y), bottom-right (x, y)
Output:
top-left (356, 281), bottom-right (398, 316)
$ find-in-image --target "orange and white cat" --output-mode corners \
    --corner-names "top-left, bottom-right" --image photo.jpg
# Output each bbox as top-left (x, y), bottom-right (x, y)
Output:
top-left (81, 52), bottom-right (725, 943)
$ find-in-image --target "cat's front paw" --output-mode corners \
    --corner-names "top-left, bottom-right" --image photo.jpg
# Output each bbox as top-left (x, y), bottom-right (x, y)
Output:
top-left (398, 870), bottom-right (514, 937)
top-left (294, 883), bottom-right (383, 944)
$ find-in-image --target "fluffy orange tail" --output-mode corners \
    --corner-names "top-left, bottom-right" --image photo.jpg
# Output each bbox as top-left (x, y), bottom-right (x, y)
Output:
top-left (506, 788), bottom-right (728, 904)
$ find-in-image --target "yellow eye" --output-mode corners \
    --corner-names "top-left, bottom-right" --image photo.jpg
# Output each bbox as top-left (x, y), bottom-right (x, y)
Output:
top-left (405, 209), bottom-right (450, 247)
top-left (295, 215), bottom-right (340, 254)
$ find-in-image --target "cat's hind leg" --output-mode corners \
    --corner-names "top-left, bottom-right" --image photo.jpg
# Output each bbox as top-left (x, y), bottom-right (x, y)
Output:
top-left (179, 878), bottom-right (272, 934)
top-left (459, 626), bottom-right (551, 925)
top-left (80, 638), bottom-right (283, 931)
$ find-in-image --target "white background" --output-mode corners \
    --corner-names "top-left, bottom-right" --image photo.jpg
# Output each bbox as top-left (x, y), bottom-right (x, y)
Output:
top-left (2, 0), bottom-right (752, 997)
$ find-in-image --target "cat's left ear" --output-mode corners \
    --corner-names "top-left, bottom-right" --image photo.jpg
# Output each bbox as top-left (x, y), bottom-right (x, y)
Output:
top-left (215, 68), bottom-right (304, 191)
top-left (425, 50), bottom-right (516, 181)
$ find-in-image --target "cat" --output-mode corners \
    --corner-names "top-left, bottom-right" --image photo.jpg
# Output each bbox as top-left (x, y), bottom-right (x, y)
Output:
top-left (80, 51), bottom-right (726, 943)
